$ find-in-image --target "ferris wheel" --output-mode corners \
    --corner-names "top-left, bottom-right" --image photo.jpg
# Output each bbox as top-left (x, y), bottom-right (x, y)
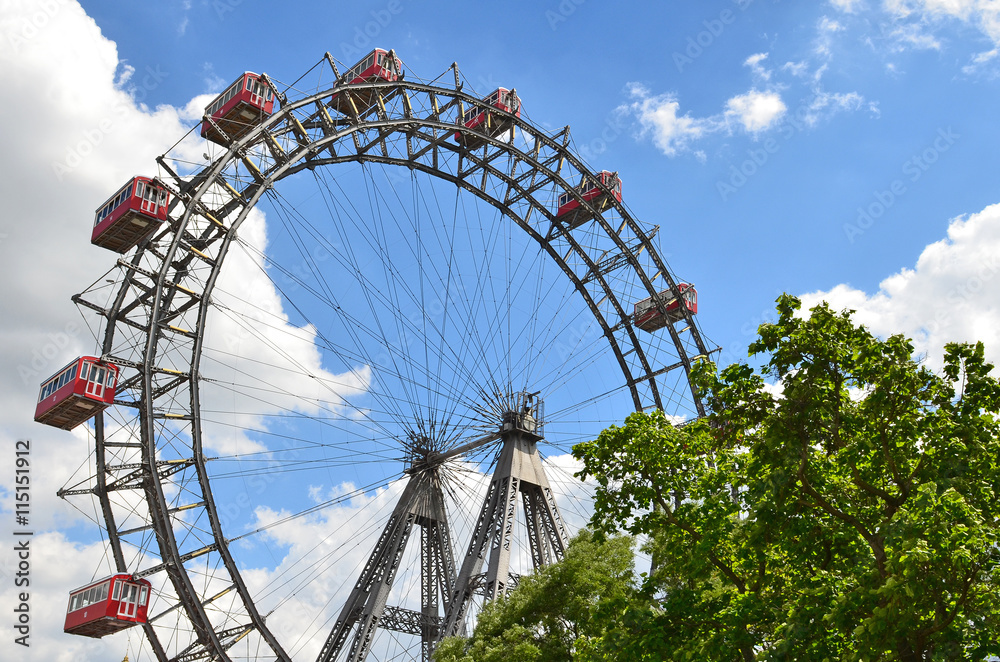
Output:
top-left (42, 50), bottom-right (717, 661)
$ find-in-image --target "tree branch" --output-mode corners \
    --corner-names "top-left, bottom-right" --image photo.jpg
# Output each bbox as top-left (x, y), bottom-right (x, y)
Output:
top-left (920, 565), bottom-right (977, 639)
top-left (647, 483), bottom-right (749, 595)
top-left (797, 455), bottom-right (887, 577)
top-left (849, 465), bottom-right (906, 517)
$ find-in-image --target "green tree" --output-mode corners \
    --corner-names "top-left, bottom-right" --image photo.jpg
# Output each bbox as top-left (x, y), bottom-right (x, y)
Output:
top-left (433, 529), bottom-right (636, 662)
top-left (573, 295), bottom-right (1000, 661)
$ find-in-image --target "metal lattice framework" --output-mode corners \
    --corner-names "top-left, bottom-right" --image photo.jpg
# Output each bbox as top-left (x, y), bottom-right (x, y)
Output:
top-left (61, 52), bottom-right (717, 662)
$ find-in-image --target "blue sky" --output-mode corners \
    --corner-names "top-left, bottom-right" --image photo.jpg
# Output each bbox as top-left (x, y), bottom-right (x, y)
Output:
top-left (1, 0), bottom-right (999, 659)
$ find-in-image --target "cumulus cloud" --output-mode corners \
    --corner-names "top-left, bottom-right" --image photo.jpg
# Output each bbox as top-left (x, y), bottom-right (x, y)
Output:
top-left (725, 89), bottom-right (787, 133)
top-left (0, 532), bottom-right (157, 660)
top-left (198, 206), bottom-right (372, 457)
top-left (800, 202), bottom-right (1000, 371)
top-left (0, 2), bottom-right (373, 659)
top-left (618, 83), bottom-right (714, 157)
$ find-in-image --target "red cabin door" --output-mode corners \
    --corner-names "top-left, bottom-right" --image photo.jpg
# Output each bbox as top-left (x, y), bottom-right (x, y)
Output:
top-left (118, 583), bottom-right (138, 619)
top-left (247, 77), bottom-right (265, 107)
top-left (137, 182), bottom-right (158, 214)
top-left (85, 364), bottom-right (106, 399)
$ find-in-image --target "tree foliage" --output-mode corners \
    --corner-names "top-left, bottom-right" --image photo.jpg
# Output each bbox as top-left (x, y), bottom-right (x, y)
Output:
top-left (433, 530), bottom-right (636, 662)
top-left (573, 295), bottom-right (1000, 661)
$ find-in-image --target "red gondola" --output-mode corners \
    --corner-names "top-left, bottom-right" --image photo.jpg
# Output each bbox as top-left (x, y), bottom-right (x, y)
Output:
top-left (633, 284), bottom-right (698, 332)
top-left (454, 87), bottom-right (521, 148)
top-left (92, 176), bottom-right (170, 253)
top-left (201, 72), bottom-right (275, 146)
top-left (64, 574), bottom-right (151, 638)
top-left (555, 171), bottom-right (622, 229)
top-left (330, 48), bottom-right (403, 115)
top-left (34, 357), bottom-right (119, 430)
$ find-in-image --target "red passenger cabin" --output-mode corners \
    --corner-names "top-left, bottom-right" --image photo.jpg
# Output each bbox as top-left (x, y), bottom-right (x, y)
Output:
top-left (34, 357), bottom-right (119, 430)
top-left (201, 72), bottom-right (275, 146)
top-left (455, 87), bottom-right (521, 148)
top-left (633, 284), bottom-right (698, 332)
top-left (330, 48), bottom-right (403, 116)
top-left (92, 177), bottom-right (170, 253)
top-left (555, 171), bottom-right (622, 229)
top-left (64, 574), bottom-right (151, 638)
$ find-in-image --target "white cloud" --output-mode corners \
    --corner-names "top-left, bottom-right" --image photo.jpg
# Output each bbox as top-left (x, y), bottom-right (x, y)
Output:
top-left (883, 20), bottom-right (944, 51)
top-left (813, 14), bottom-right (849, 59)
top-left (178, 0), bottom-right (191, 36)
top-left (238, 478), bottom-right (408, 658)
top-left (962, 45), bottom-right (999, 72)
top-left (762, 380), bottom-right (786, 399)
top-left (884, 0), bottom-right (1000, 48)
top-left (0, 2), bottom-right (375, 659)
top-left (619, 83), bottom-right (714, 157)
top-left (725, 89), bottom-right (787, 133)
top-left (200, 62), bottom-right (228, 94)
top-left (830, 0), bottom-right (1000, 67)
top-left (198, 206), bottom-right (372, 457)
top-left (782, 60), bottom-right (811, 77)
top-left (621, 84), bottom-right (790, 155)
top-left (0, 532), bottom-right (157, 660)
top-left (803, 90), bottom-right (867, 126)
top-left (744, 52), bottom-right (772, 80)
top-left (821, 17), bottom-right (846, 34)
top-left (801, 202), bottom-right (1000, 371)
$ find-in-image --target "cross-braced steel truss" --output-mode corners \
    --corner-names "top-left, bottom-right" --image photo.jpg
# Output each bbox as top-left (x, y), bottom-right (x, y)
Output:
top-left (442, 395), bottom-right (568, 639)
top-left (316, 461), bottom-right (456, 662)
